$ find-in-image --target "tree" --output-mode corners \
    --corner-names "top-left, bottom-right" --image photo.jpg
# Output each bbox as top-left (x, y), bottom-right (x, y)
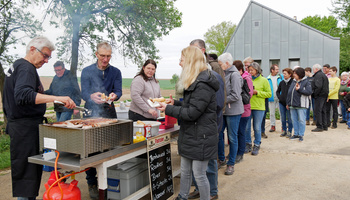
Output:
top-left (45, 0), bottom-right (182, 77)
top-left (300, 15), bottom-right (341, 37)
top-left (170, 74), bottom-right (179, 84)
top-left (331, 0), bottom-right (350, 32)
top-left (300, 15), bottom-right (350, 72)
top-left (0, 0), bottom-right (42, 126)
top-left (204, 21), bottom-right (236, 55)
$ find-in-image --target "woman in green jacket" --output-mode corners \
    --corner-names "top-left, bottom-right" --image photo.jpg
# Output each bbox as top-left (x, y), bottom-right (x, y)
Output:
top-left (245, 62), bottom-right (272, 156)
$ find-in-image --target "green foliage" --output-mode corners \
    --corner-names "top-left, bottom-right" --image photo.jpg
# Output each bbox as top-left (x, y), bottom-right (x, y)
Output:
top-left (300, 15), bottom-right (350, 72)
top-left (0, 151), bottom-right (10, 170)
top-left (122, 78), bottom-right (175, 90)
top-left (265, 109), bottom-right (280, 120)
top-left (331, 0), bottom-right (350, 32)
top-left (0, 134), bottom-right (10, 153)
top-left (170, 74), bottom-right (179, 84)
top-left (46, 0), bottom-right (182, 75)
top-left (204, 21), bottom-right (236, 55)
top-left (300, 15), bottom-right (341, 37)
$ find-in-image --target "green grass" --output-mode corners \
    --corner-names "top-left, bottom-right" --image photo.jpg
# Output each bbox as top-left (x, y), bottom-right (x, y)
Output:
top-left (122, 78), bottom-right (175, 90)
top-left (0, 134), bottom-right (10, 170)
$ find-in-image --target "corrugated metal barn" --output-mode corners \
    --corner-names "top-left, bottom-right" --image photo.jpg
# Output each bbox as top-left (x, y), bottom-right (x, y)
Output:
top-left (225, 0), bottom-right (340, 76)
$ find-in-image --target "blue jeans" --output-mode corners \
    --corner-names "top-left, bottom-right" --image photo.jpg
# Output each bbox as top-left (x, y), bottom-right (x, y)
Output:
top-left (17, 198), bottom-right (36, 200)
top-left (306, 98), bottom-right (315, 121)
top-left (192, 159), bottom-right (218, 196)
top-left (237, 116), bottom-right (249, 155)
top-left (226, 115), bottom-right (241, 166)
top-left (56, 111), bottom-right (73, 122)
top-left (261, 110), bottom-right (267, 133)
top-left (218, 118), bottom-right (227, 162)
top-left (246, 110), bottom-right (265, 146)
top-left (340, 100), bottom-right (347, 122)
top-left (279, 103), bottom-right (293, 132)
top-left (179, 157), bottom-right (209, 200)
top-left (290, 108), bottom-right (307, 136)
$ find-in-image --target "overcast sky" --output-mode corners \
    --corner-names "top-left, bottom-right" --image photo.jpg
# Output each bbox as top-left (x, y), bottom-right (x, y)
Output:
top-left (15, 0), bottom-right (334, 78)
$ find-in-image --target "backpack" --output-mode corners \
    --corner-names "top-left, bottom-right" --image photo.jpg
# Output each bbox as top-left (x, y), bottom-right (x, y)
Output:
top-left (241, 78), bottom-right (251, 105)
top-left (229, 72), bottom-right (251, 105)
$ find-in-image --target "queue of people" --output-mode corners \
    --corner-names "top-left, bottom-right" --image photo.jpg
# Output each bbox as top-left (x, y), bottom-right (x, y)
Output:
top-left (3, 35), bottom-right (347, 200)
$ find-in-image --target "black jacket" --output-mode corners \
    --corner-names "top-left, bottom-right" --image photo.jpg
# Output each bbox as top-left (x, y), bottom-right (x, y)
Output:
top-left (286, 77), bottom-right (313, 108)
top-left (45, 69), bottom-right (81, 112)
top-left (312, 70), bottom-right (329, 98)
top-left (165, 70), bottom-right (219, 160)
top-left (276, 78), bottom-right (293, 106)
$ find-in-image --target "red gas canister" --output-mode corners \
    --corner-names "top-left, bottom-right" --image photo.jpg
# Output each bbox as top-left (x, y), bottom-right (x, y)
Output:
top-left (43, 172), bottom-right (81, 200)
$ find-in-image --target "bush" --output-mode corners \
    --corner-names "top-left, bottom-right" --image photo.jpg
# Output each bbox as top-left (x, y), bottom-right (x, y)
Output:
top-left (0, 134), bottom-right (10, 153)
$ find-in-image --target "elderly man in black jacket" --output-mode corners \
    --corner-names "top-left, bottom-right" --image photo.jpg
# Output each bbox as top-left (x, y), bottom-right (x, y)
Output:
top-left (45, 61), bottom-right (81, 121)
top-left (311, 64), bottom-right (329, 132)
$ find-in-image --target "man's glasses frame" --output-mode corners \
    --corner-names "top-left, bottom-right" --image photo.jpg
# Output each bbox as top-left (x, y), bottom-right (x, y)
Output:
top-left (36, 48), bottom-right (52, 60)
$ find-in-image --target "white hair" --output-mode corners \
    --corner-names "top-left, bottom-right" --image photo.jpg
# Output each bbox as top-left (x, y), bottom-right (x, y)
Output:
top-left (218, 52), bottom-right (233, 65)
top-left (341, 72), bottom-right (349, 77)
top-left (26, 36), bottom-right (55, 54)
top-left (312, 64), bottom-right (322, 71)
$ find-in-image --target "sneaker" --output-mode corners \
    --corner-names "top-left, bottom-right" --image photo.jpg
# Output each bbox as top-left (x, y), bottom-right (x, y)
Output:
top-left (244, 143), bottom-right (252, 153)
top-left (323, 127), bottom-right (328, 131)
top-left (251, 145), bottom-right (260, 156)
top-left (88, 185), bottom-right (99, 199)
top-left (299, 136), bottom-right (304, 142)
top-left (218, 159), bottom-right (226, 169)
top-left (311, 128), bottom-right (323, 132)
top-left (311, 121), bottom-right (316, 125)
top-left (331, 124), bottom-right (337, 129)
top-left (306, 120), bottom-right (310, 125)
top-left (235, 154), bottom-right (243, 164)
top-left (261, 132), bottom-right (268, 138)
top-left (188, 189), bottom-right (200, 199)
top-left (286, 131), bottom-right (292, 138)
top-left (225, 165), bottom-right (234, 175)
top-left (210, 195), bottom-right (219, 200)
top-left (280, 131), bottom-right (287, 137)
top-left (289, 135), bottom-right (299, 140)
top-left (269, 126), bottom-right (275, 132)
top-left (340, 120), bottom-right (347, 123)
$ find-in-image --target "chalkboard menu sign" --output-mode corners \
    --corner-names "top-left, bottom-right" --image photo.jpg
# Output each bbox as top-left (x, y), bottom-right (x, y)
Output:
top-left (147, 133), bottom-right (174, 200)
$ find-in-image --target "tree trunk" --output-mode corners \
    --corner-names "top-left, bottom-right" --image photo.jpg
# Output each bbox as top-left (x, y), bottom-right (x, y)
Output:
top-left (0, 62), bottom-right (7, 130)
top-left (70, 14), bottom-right (81, 78)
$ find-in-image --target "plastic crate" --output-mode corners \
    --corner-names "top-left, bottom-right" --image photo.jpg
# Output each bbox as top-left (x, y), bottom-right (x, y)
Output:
top-left (107, 158), bottom-right (149, 200)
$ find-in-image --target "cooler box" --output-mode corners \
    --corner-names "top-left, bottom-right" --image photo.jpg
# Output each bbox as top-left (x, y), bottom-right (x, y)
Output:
top-left (158, 115), bottom-right (177, 129)
top-left (115, 107), bottom-right (129, 119)
top-left (107, 158), bottom-right (149, 200)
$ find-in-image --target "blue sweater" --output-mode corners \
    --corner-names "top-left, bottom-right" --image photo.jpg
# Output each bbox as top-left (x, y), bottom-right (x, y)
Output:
top-left (81, 63), bottom-right (122, 109)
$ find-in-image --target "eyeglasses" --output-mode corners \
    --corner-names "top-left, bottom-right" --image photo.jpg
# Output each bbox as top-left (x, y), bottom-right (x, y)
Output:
top-left (97, 53), bottom-right (112, 59)
top-left (36, 48), bottom-right (51, 60)
top-left (54, 69), bottom-right (63, 72)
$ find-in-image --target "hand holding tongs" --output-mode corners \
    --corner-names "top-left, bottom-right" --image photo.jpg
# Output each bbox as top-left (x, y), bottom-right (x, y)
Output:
top-left (54, 100), bottom-right (92, 116)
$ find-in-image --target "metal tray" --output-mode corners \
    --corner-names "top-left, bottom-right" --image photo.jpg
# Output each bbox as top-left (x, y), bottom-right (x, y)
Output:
top-left (39, 119), bottom-right (133, 158)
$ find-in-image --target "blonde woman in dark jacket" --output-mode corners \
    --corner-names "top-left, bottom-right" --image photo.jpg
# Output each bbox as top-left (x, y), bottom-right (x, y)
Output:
top-left (158, 46), bottom-right (219, 200)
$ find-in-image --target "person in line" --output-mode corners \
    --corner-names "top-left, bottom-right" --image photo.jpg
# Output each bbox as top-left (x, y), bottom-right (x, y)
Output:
top-left (3, 36), bottom-right (76, 200)
top-left (338, 72), bottom-right (349, 123)
top-left (188, 40), bottom-right (224, 200)
top-left (129, 59), bottom-right (160, 121)
top-left (233, 60), bottom-right (253, 164)
top-left (245, 62), bottom-right (272, 155)
top-left (157, 46), bottom-right (219, 200)
top-left (311, 64), bottom-right (329, 132)
top-left (81, 41), bottom-right (122, 199)
top-left (243, 56), bottom-right (254, 72)
top-left (305, 67), bottom-right (315, 125)
top-left (323, 64), bottom-right (331, 78)
top-left (326, 66), bottom-right (340, 129)
top-left (286, 68), bottom-right (312, 141)
top-left (45, 61), bottom-right (81, 121)
top-left (266, 64), bottom-right (283, 133)
top-left (218, 53), bottom-right (244, 175)
top-left (276, 68), bottom-right (294, 138)
top-left (342, 92), bottom-right (350, 129)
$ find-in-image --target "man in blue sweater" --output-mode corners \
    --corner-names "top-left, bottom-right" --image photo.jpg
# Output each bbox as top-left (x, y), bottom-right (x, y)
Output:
top-left (81, 41), bottom-right (122, 199)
